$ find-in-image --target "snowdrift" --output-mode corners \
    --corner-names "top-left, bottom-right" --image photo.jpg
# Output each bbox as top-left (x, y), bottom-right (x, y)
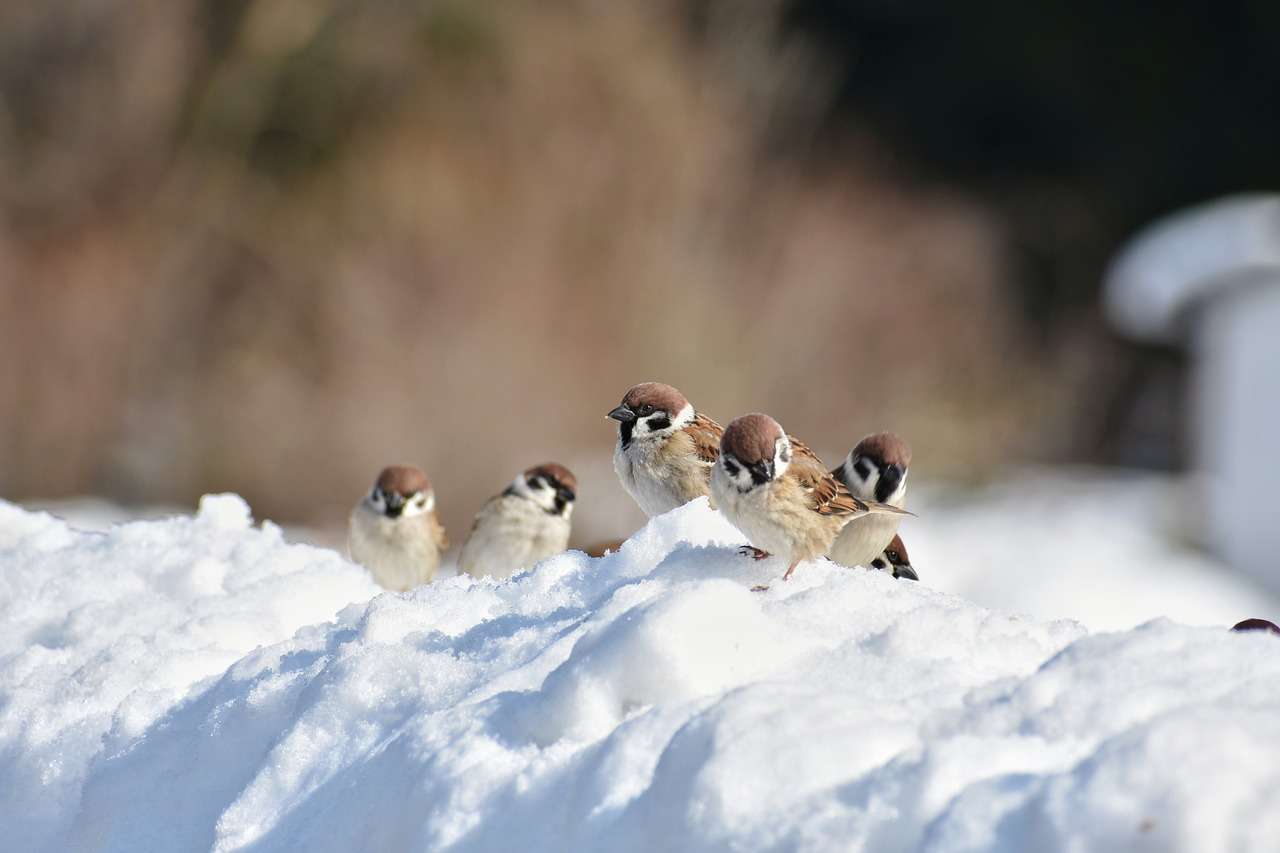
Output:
top-left (2, 495), bottom-right (1278, 852)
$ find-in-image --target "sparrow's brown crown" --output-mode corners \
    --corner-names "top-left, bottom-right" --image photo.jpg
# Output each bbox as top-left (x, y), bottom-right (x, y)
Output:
top-left (525, 462), bottom-right (578, 495)
top-left (854, 432), bottom-right (912, 468)
top-left (721, 413), bottom-right (785, 464)
top-left (883, 534), bottom-right (910, 566)
top-left (375, 465), bottom-right (432, 496)
top-left (620, 382), bottom-right (690, 415)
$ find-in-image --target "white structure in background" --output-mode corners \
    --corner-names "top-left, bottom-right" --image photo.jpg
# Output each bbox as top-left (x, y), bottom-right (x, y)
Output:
top-left (1105, 194), bottom-right (1280, 591)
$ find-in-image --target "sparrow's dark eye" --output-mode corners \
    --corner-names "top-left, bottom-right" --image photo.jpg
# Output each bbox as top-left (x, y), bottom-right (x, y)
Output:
top-left (886, 550), bottom-right (899, 562)
top-left (636, 404), bottom-right (654, 417)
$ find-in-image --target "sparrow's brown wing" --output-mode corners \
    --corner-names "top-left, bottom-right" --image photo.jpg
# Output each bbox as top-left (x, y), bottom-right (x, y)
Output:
top-left (682, 412), bottom-right (723, 466)
top-left (432, 511), bottom-right (450, 551)
top-left (787, 435), bottom-right (871, 517)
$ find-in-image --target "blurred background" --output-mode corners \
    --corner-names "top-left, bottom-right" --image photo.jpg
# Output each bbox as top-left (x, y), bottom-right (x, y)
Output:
top-left (3, 0), bottom-right (1279, 625)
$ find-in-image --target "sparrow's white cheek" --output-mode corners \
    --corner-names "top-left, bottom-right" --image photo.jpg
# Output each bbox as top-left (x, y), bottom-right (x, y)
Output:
top-left (773, 438), bottom-right (792, 478)
top-left (671, 402), bottom-right (695, 428)
top-left (632, 417), bottom-right (660, 438)
top-left (721, 457), bottom-right (754, 490)
top-left (535, 485), bottom-right (560, 512)
top-left (842, 459), bottom-right (882, 498)
top-left (400, 492), bottom-right (435, 517)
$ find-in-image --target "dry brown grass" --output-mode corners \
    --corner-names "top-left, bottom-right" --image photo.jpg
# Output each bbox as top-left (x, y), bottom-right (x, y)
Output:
top-left (0, 1), bottom-right (1068, 544)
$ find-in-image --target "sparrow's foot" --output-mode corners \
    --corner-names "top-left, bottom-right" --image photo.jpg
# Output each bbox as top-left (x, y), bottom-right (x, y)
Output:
top-left (781, 561), bottom-right (799, 581)
top-left (738, 545), bottom-right (772, 561)
top-left (750, 584), bottom-right (771, 593)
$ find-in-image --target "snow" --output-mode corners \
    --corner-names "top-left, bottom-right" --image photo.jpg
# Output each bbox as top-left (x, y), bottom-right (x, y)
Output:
top-left (0, 495), bottom-right (379, 852)
top-left (3, 489), bottom-right (1280, 852)
top-left (909, 470), bottom-right (1280, 631)
top-left (1102, 194), bottom-right (1280, 592)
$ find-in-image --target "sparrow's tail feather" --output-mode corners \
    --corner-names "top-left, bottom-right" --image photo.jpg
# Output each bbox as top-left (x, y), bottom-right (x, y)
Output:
top-left (863, 500), bottom-right (915, 517)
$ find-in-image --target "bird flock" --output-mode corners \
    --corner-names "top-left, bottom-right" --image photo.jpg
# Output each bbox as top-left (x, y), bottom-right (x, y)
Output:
top-left (348, 381), bottom-right (916, 591)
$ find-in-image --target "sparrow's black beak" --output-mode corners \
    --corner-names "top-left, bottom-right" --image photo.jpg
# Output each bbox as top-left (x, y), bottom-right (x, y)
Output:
top-left (607, 404), bottom-right (636, 423)
top-left (384, 493), bottom-right (405, 518)
top-left (875, 464), bottom-right (904, 503)
top-left (556, 486), bottom-right (576, 504)
top-left (748, 460), bottom-right (774, 486)
top-left (893, 564), bottom-right (919, 582)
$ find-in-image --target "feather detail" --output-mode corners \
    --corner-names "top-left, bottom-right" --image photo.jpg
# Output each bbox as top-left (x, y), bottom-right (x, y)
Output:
top-left (785, 436), bottom-right (874, 517)
top-left (431, 511), bottom-right (449, 551)
top-left (682, 412), bottom-right (724, 466)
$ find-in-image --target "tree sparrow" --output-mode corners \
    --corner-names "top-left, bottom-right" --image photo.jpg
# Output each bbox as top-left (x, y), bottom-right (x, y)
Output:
top-left (828, 432), bottom-right (913, 570)
top-left (710, 413), bottom-right (912, 581)
top-left (458, 463), bottom-right (577, 580)
top-left (348, 465), bottom-right (447, 591)
top-left (868, 534), bottom-right (919, 581)
top-left (608, 382), bottom-right (723, 516)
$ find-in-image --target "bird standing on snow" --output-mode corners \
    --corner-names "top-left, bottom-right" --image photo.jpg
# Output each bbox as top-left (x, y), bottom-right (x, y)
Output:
top-left (829, 432), bottom-right (916, 577)
top-left (710, 413), bottom-right (912, 582)
top-left (608, 382), bottom-right (723, 516)
top-left (458, 463), bottom-right (577, 580)
top-left (349, 465), bottom-right (447, 591)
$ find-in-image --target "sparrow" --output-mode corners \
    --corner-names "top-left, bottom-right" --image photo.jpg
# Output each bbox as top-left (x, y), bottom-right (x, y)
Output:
top-left (1232, 618), bottom-right (1280, 635)
top-left (709, 413), bottom-right (912, 581)
top-left (458, 463), bottom-right (577, 580)
top-left (348, 465), bottom-right (447, 591)
top-left (868, 534), bottom-right (919, 581)
top-left (608, 382), bottom-right (723, 516)
top-left (828, 432), bottom-right (913, 570)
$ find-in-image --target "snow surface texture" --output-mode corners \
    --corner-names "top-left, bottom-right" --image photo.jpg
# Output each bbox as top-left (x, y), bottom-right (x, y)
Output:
top-left (3, 493), bottom-right (1279, 852)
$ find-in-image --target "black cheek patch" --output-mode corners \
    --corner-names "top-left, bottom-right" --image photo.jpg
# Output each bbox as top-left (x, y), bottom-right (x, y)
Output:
top-left (724, 460), bottom-right (740, 477)
top-left (646, 415), bottom-right (671, 432)
top-left (871, 558), bottom-right (886, 569)
top-left (853, 457), bottom-right (873, 480)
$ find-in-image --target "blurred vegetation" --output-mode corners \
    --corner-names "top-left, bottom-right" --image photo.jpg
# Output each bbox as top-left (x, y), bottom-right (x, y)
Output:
top-left (1, 0), bottom-right (1274, 542)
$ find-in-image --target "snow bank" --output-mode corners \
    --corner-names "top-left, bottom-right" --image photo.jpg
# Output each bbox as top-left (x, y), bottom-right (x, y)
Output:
top-left (0, 496), bottom-right (379, 851)
top-left (3, 496), bottom-right (1279, 852)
